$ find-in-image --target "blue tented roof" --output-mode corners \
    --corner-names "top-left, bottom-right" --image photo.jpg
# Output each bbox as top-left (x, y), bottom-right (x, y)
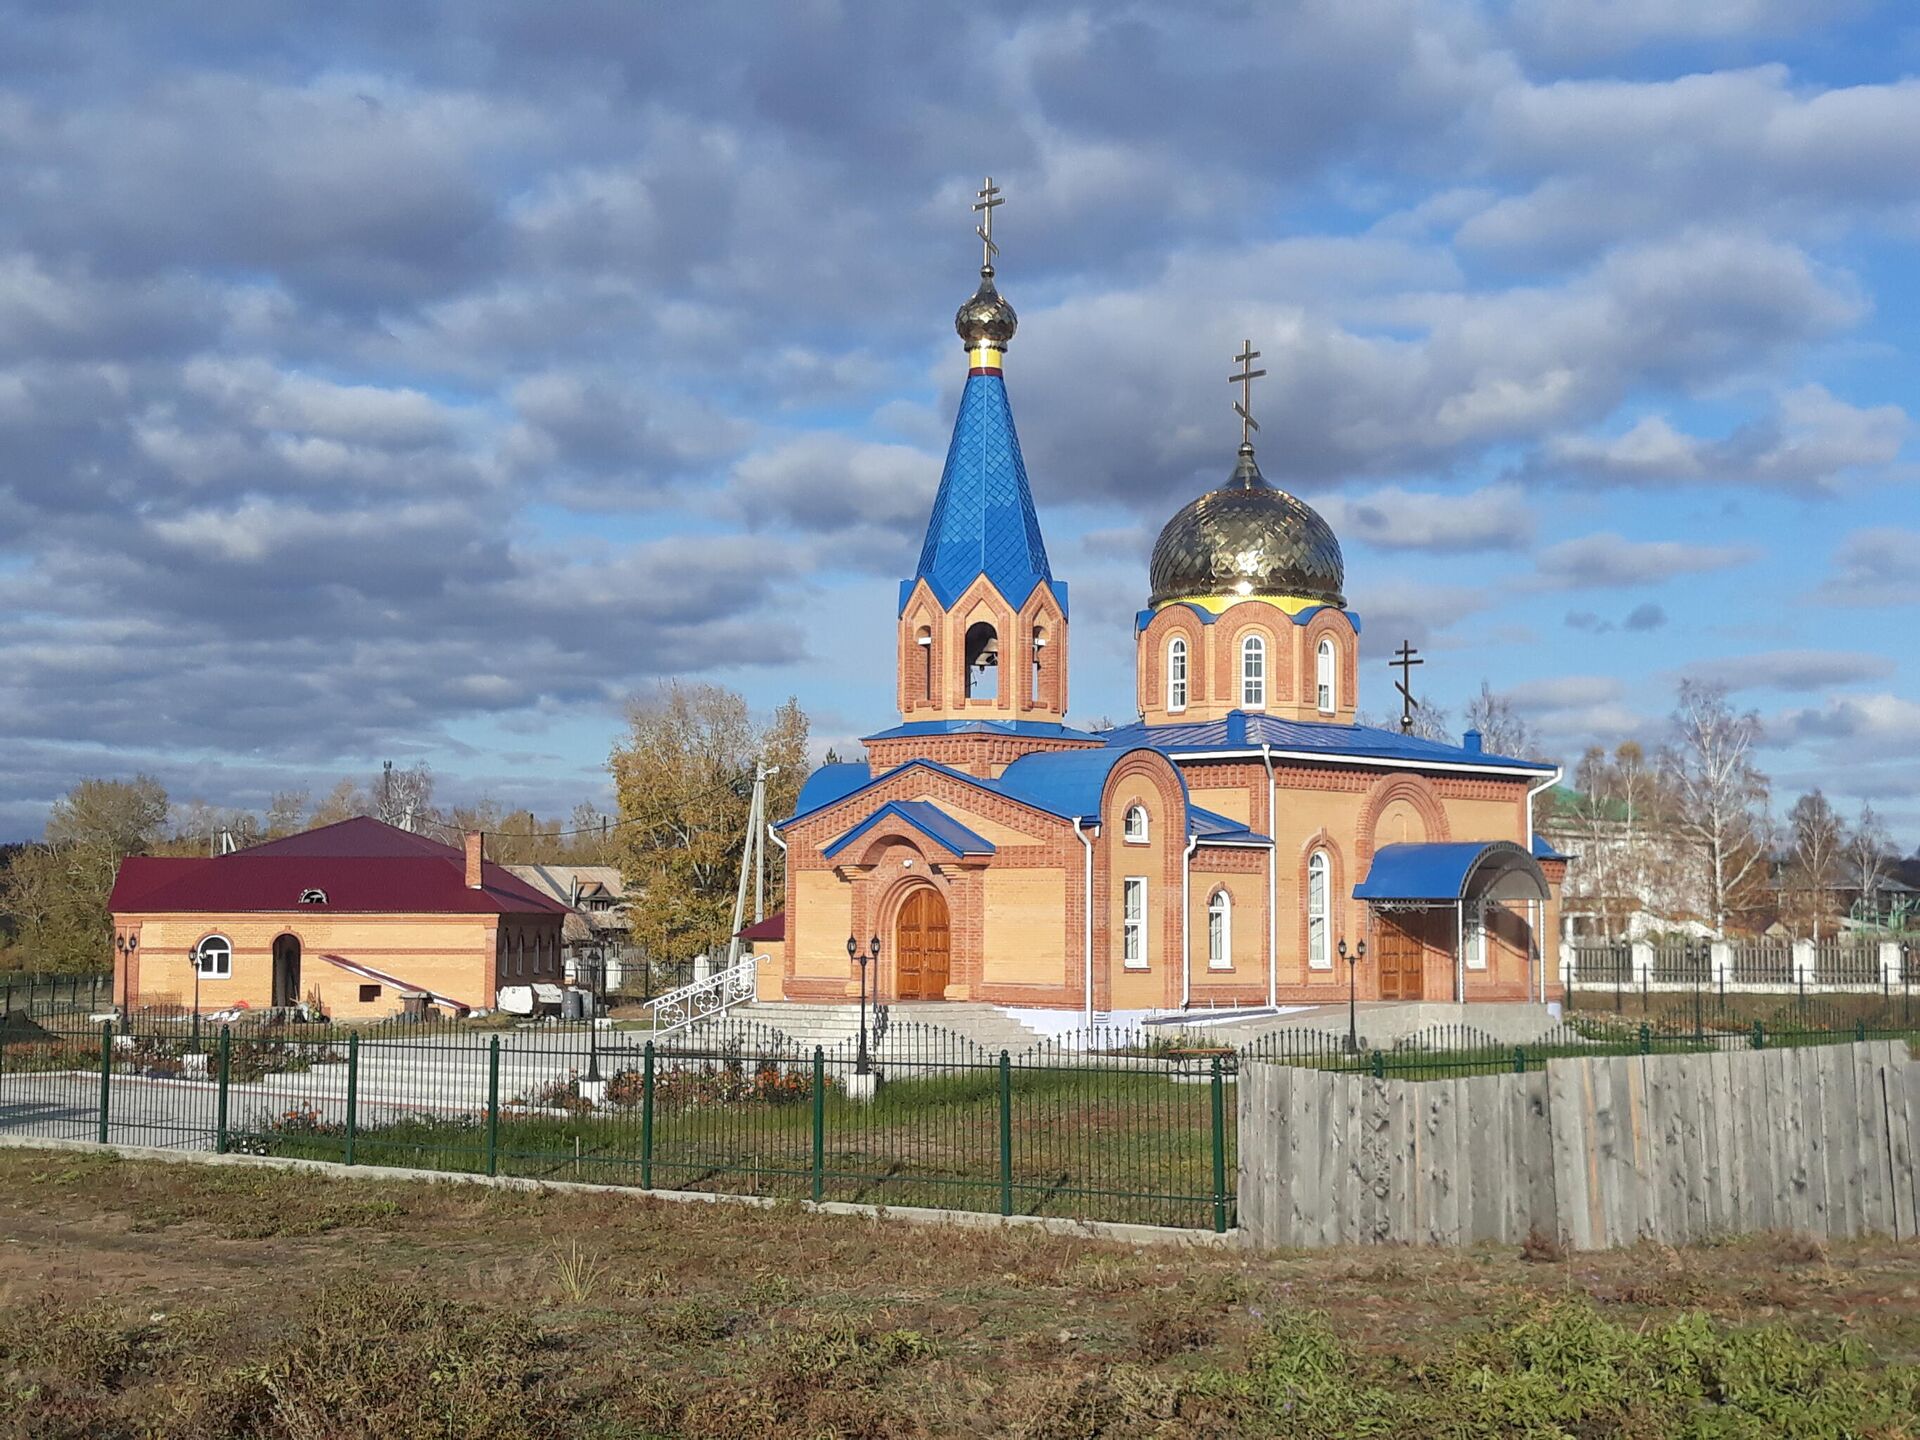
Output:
top-left (1354, 841), bottom-right (1547, 902)
top-left (1101, 712), bottom-right (1555, 773)
top-left (822, 800), bottom-right (995, 860)
top-left (907, 371), bottom-right (1063, 616)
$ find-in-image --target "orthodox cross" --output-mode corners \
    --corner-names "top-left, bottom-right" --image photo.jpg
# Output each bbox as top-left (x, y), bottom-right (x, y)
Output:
top-left (1391, 641), bottom-right (1424, 734)
top-left (1229, 339), bottom-right (1265, 446)
top-left (973, 176), bottom-right (1003, 270)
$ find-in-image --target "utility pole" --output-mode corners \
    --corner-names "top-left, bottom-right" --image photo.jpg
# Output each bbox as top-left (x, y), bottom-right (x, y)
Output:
top-left (724, 763), bottom-right (780, 967)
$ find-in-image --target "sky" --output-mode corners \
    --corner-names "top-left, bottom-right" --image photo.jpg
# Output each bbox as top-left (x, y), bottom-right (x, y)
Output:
top-left (1, 1), bottom-right (1917, 846)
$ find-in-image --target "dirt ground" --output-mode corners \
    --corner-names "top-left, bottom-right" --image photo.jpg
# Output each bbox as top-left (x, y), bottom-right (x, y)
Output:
top-left (2, 1146), bottom-right (1918, 1438)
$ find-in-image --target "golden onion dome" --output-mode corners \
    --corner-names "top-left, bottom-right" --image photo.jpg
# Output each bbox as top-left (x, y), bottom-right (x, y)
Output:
top-left (1148, 443), bottom-right (1345, 608)
top-left (955, 266), bottom-right (1018, 349)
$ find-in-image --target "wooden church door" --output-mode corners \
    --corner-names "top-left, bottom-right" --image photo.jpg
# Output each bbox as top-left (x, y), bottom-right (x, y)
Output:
top-left (895, 889), bottom-right (951, 1000)
top-left (1375, 914), bottom-right (1426, 1001)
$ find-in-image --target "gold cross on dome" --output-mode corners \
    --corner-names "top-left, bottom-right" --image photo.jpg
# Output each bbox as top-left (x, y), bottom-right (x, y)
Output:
top-left (973, 176), bottom-right (1003, 270)
top-left (1229, 339), bottom-right (1265, 446)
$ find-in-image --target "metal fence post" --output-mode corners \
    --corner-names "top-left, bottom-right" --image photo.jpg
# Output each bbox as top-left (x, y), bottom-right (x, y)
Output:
top-left (640, 1040), bottom-right (655, 1191)
top-left (1639, 1023), bottom-right (1651, 1055)
top-left (998, 1050), bottom-right (1013, 1218)
top-left (1370, 1049), bottom-right (1385, 1080)
top-left (1751, 1019), bottom-right (1765, 1050)
top-left (1512, 1046), bottom-right (1526, 1074)
top-left (343, 1032), bottom-right (359, 1166)
top-left (215, 1026), bottom-right (231, 1153)
top-left (810, 1045), bottom-right (825, 1204)
top-left (1210, 1055), bottom-right (1228, 1234)
top-left (485, 1035), bottom-right (500, 1177)
top-left (97, 1020), bottom-right (112, 1145)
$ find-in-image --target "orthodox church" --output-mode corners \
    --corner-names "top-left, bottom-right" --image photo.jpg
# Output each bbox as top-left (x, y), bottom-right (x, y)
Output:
top-left (765, 203), bottom-right (1565, 1029)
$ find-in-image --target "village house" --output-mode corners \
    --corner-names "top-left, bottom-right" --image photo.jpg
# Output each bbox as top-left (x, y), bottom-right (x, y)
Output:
top-left (108, 818), bottom-right (568, 1019)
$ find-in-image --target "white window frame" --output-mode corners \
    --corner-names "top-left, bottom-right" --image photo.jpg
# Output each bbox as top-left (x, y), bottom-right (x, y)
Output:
top-left (1123, 804), bottom-right (1149, 844)
top-left (1123, 877), bottom-right (1148, 970)
top-left (1316, 637), bottom-right (1336, 714)
top-left (1241, 635), bottom-right (1266, 708)
top-left (1307, 851), bottom-right (1331, 970)
top-left (195, 935), bottom-right (233, 979)
top-left (1464, 899), bottom-right (1488, 971)
top-left (1167, 636), bottom-right (1188, 712)
top-left (1207, 890), bottom-right (1232, 971)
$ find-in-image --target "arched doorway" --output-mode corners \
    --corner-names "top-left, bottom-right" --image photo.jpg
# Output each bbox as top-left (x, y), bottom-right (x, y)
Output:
top-left (272, 934), bottom-right (302, 1008)
top-left (894, 888), bottom-right (951, 1001)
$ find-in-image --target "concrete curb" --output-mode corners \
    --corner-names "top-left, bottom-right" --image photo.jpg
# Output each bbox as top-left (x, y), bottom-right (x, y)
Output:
top-left (0, 1134), bottom-right (1240, 1249)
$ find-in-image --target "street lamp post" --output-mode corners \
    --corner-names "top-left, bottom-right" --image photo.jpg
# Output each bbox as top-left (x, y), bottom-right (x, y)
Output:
top-left (115, 933), bottom-right (139, 1020)
top-left (847, 933), bottom-right (880, 1075)
top-left (1339, 938), bottom-right (1367, 1054)
top-left (189, 943), bottom-right (203, 1051)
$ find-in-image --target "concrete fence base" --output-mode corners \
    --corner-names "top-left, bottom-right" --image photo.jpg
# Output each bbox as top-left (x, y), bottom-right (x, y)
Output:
top-left (1239, 1041), bottom-right (1918, 1250)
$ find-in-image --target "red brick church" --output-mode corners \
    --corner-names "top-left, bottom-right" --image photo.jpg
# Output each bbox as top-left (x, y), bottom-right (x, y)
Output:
top-left (760, 193), bottom-right (1565, 1030)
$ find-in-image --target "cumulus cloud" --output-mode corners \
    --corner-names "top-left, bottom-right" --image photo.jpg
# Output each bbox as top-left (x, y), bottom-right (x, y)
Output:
top-left (1681, 649), bottom-right (1895, 693)
top-left (1531, 533), bottom-right (1759, 589)
top-left (1529, 385), bottom-right (1907, 493)
top-left (1815, 527), bottom-right (1920, 607)
top-left (1318, 484), bottom-right (1534, 552)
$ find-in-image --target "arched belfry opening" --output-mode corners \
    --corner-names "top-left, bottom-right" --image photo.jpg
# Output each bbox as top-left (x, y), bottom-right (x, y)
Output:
top-left (965, 621), bottom-right (999, 700)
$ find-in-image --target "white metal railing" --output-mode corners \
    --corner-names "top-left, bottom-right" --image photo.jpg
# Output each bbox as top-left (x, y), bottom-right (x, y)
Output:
top-left (644, 955), bottom-right (763, 1037)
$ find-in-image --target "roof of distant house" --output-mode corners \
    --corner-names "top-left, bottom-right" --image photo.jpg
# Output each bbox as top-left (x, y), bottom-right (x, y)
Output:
top-left (109, 817), bottom-right (571, 917)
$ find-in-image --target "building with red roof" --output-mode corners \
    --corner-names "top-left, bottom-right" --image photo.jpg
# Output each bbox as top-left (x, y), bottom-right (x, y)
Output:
top-left (108, 817), bottom-right (568, 1019)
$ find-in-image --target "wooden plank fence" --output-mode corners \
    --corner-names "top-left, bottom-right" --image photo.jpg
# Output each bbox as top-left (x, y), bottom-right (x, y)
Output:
top-left (1239, 1041), bottom-right (1918, 1250)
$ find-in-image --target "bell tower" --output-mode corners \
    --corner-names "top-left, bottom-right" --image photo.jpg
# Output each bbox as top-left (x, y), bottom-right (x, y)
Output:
top-left (895, 178), bottom-right (1071, 732)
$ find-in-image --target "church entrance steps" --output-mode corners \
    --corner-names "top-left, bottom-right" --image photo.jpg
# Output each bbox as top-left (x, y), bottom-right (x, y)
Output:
top-left (689, 1000), bottom-right (1053, 1059)
top-left (1190, 1000), bottom-right (1562, 1051)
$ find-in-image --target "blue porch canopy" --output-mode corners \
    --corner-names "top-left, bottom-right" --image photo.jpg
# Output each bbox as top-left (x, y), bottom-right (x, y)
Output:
top-left (1354, 840), bottom-right (1548, 904)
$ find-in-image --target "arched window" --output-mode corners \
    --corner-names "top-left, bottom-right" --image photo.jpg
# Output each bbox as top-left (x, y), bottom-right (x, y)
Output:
top-left (964, 621), bottom-right (999, 700)
top-left (1031, 624), bottom-right (1047, 704)
top-left (1307, 850), bottom-right (1331, 970)
top-left (1123, 804), bottom-right (1149, 843)
top-left (1207, 890), bottom-right (1232, 970)
top-left (915, 626), bottom-right (933, 702)
top-left (1241, 635), bottom-right (1266, 708)
top-left (1316, 637), bottom-right (1336, 713)
top-left (195, 935), bottom-right (232, 979)
top-left (1167, 635), bottom-right (1188, 711)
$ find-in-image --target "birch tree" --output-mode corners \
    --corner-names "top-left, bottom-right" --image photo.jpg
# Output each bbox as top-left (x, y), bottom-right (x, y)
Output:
top-left (1463, 680), bottom-right (1537, 760)
top-left (1786, 789), bottom-right (1843, 941)
top-left (1661, 680), bottom-right (1770, 935)
top-left (1847, 801), bottom-right (1893, 921)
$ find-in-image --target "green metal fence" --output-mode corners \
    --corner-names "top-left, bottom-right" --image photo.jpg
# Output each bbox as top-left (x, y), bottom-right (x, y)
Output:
top-left (0, 972), bottom-right (111, 1020)
top-left (4, 1003), bottom-right (1916, 1233)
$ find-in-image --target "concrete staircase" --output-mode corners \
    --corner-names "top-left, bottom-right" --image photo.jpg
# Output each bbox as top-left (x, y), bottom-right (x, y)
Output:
top-left (705, 1000), bottom-right (1053, 1058)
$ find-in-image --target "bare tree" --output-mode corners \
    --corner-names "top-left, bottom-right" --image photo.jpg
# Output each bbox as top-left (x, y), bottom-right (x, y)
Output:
top-left (374, 761), bottom-right (435, 832)
top-left (1661, 680), bottom-right (1771, 935)
top-left (1463, 680), bottom-right (1536, 760)
top-left (1847, 801), bottom-right (1894, 922)
top-left (1786, 789), bottom-right (1843, 941)
top-left (265, 790), bottom-right (309, 839)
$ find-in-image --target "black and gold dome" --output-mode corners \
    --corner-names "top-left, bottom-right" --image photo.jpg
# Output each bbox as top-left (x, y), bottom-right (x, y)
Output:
top-left (1148, 443), bottom-right (1345, 608)
top-left (955, 266), bottom-right (1018, 349)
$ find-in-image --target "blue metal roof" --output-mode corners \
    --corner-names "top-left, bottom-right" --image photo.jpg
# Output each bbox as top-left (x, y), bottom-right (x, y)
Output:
top-left (1189, 805), bottom-right (1272, 847)
top-left (1354, 841), bottom-right (1547, 901)
top-left (907, 371), bottom-right (1064, 616)
top-left (822, 800), bottom-right (995, 861)
top-left (994, 744), bottom-right (1178, 822)
top-left (1532, 834), bottom-right (1569, 862)
top-left (1102, 711), bottom-right (1555, 773)
top-left (789, 762), bottom-right (873, 820)
top-left (862, 719), bottom-right (1100, 742)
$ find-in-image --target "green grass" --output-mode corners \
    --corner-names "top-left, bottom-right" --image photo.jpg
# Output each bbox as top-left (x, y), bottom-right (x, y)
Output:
top-left (239, 1063), bottom-right (1231, 1229)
